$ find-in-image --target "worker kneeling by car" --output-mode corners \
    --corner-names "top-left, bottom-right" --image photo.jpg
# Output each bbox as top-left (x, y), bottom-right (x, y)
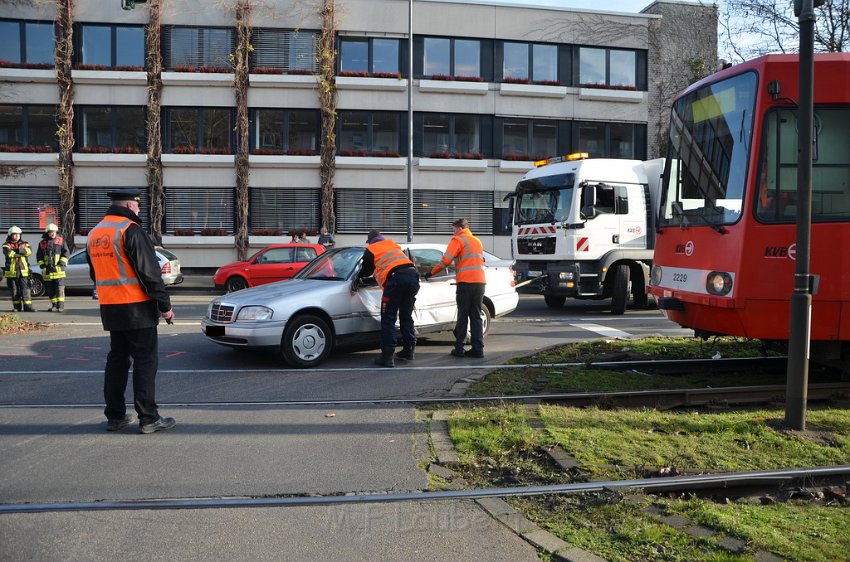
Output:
top-left (358, 229), bottom-right (420, 367)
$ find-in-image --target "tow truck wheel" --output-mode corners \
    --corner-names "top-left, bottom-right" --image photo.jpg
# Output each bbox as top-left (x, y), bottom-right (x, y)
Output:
top-left (544, 295), bottom-right (566, 308)
top-left (610, 265), bottom-right (630, 315)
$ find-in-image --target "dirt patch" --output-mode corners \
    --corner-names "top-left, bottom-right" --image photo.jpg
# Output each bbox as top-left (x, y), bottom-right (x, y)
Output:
top-left (0, 314), bottom-right (51, 335)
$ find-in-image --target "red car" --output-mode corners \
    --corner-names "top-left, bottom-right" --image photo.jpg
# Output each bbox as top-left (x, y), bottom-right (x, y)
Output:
top-left (213, 243), bottom-right (326, 292)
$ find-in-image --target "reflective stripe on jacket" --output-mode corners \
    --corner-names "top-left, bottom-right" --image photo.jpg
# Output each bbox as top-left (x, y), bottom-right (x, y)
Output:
top-left (431, 228), bottom-right (486, 284)
top-left (87, 216), bottom-right (152, 305)
top-left (368, 238), bottom-right (413, 289)
top-left (2, 240), bottom-right (31, 278)
top-left (37, 235), bottom-right (69, 280)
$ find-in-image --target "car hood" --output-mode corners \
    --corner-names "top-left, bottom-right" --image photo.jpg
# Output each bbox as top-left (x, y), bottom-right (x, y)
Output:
top-left (213, 278), bottom-right (349, 306)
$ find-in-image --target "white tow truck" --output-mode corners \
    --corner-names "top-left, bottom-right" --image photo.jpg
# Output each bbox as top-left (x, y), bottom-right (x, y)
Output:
top-left (508, 153), bottom-right (664, 314)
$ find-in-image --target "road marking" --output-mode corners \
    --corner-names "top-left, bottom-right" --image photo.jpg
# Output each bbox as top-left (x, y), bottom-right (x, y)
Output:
top-left (570, 323), bottom-right (634, 339)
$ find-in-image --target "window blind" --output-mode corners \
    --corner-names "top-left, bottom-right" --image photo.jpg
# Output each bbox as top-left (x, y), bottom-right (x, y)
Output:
top-left (250, 187), bottom-right (320, 231)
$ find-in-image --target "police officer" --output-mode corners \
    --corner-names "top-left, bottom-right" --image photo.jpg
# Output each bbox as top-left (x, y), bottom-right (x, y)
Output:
top-left (37, 223), bottom-right (69, 312)
top-left (359, 229), bottom-right (420, 367)
top-left (424, 218), bottom-right (486, 358)
top-left (86, 188), bottom-right (176, 434)
top-left (3, 226), bottom-right (35, 312)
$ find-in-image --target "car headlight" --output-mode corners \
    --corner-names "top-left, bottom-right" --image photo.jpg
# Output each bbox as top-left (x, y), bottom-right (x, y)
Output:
top-left (236, 306), bottom-right (274, 321)
top-left (558, 272), bottom-right (574, 281)
top-left (705, 271), bottom-right (733, 296)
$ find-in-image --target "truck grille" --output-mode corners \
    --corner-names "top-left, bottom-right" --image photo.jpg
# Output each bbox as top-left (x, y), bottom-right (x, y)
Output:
top-left (209, 302), bottom-right (235, 323)
top-left (517, 236), bottom-right (556, 255)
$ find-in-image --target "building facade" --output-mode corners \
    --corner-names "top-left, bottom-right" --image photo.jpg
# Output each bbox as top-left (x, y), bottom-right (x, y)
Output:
top-left (0, 0), bottom-right (716, 266)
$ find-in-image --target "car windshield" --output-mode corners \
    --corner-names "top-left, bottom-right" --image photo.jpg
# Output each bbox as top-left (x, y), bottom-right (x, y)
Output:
top-left (514, 173), bottom-right (575, 225)
top-left (295, 246), bottom-right (364, 280)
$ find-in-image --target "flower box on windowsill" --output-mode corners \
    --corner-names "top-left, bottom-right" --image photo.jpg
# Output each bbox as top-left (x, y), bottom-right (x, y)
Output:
top-left (161, 71), bottom-right (234, 86)
top-left (250, 73), bottom-right (318, 88)
top-left (161, 235), bottom-right (235, 247)
top-left (498, 82), bottom-right (567, 98)
top-left (499, 159), bottom-right (536, 172)
top-left (73, 152), bottom-right (147, 166)
top-left (248, 154), bottom-right (321, 168)
top-left (578, 87), bottom-right (644, 103)
top-left (0, 67), bottom-right (56, 83)
top-left (336, 76), bottom-right (408, 91)
top-left (161, 153), bottom-right (235, 167)
top-left (418, 157), bottom-right (488, 172)
top-left (72, 69), bottom-right (147, 85)
top-left (418, 79), bottom-right (489, 95)
top-left (336, 156), bottom-right (406, 170)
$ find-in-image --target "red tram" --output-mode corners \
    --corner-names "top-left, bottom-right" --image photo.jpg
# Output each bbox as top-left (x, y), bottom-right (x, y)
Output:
top-left (649, 54), bottom-right (850, 365)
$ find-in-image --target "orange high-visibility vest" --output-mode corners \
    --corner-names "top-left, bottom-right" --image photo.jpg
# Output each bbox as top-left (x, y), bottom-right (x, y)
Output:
top-left (87, 216), bottom-right (152, 305)
top-left (368, 238), bottom-right (413, 289)
top-left (434, 228), bottom-right (485, 284)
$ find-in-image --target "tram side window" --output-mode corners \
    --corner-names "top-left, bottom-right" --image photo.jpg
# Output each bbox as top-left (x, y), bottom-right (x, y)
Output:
top-left (757, 108), bottom-right (850, 222)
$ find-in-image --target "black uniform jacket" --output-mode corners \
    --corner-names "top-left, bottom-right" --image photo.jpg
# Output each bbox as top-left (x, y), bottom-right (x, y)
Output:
top-left (86, 205), bottom-right (171, 331)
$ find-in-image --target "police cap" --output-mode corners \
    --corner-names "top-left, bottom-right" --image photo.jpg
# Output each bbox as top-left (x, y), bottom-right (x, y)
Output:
top-left (107, 188), bottom-right (142, 202)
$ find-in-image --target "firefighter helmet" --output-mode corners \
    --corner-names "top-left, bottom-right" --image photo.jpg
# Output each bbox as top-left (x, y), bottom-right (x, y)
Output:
top-left (7, 226), bottom-right (22, 235)
top-left (45, 223), bottom-right (59, 233)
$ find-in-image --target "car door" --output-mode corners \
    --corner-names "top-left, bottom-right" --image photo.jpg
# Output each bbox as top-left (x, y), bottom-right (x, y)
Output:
top-left (292, 246), bottom-right (319, 276)
top-left (406, 248), bottom-right (457, 327)
top-left (63, 250), bottom-right (93, 290)
top-left (249, 247), bottom-right (295, 286)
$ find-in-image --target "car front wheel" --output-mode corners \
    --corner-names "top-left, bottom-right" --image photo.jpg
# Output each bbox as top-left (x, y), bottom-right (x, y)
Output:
top-left (281, 314), bottom-right (332, 368)
top-left (29, 274), bottom-right (45, 298)
top-left (225, 276), bottom-right (248, 293)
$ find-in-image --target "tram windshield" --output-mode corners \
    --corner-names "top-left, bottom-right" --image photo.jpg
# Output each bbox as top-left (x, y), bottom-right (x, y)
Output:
top-left (756, 107), bottom-right (850, 223)
top-left (659, 71), bottom-right (757, 229)
top-left (514, 173), bottom-right (575, 225)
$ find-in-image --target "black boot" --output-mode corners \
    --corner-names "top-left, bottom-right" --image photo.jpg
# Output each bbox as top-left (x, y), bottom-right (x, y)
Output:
top-left (396, 343), bottom-right (415, 361)
top-left (23, 304), bottom-right (35, 312)
top-left (374, 348), bottom-right (395, 367)
top-left (56, 302), bottom-right (65, 313)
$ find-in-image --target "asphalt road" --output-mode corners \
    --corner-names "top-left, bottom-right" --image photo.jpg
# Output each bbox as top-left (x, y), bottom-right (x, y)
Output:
top-left (0, 292), bottom-right (690, 560)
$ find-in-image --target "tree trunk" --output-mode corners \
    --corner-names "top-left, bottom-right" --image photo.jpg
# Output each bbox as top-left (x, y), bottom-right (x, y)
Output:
top-left (318, 0), bottom-right (337, 234)
top-left (234, 0), bottom-right (251, 261)
top-left (55, 0), bottom-right (75, 251)
top-left (146, 0), bottom-right (164, 245)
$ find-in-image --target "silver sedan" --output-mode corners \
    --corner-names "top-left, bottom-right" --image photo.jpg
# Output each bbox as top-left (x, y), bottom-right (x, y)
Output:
top-left (201, 243), bottom-right (519, 367)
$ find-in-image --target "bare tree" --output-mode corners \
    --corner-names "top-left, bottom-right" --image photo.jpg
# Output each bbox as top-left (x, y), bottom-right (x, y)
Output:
top-left (721, 0), bottom-right (850, 62)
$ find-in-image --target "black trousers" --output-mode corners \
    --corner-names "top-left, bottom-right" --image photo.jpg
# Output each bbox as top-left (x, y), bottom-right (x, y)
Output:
top-left (454, 282), bottom-right (485, 353)
top-left (103, 327), bottom-right (160, 425)
top-left (380, 268), bottom-right (420, 350)
top-left (6, 277), bottom-right (31, 309)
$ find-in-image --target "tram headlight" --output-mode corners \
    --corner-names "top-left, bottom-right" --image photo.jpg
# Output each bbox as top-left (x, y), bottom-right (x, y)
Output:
top-left (650, 265), bottom-right (662, 286)
top-left (705, 271), bottom-right (733, 296)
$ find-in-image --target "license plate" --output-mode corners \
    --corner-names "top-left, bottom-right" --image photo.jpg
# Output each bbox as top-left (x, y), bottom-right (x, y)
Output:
top-left (528, 271), bottom-right (542, 277)
top-left (205, 325), bottom-right (225, 336)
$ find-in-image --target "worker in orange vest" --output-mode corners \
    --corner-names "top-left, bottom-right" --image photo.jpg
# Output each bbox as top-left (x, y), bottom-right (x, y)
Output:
top-left (86, 188), bottom-right (176, 434)
top-left (359, 229), bottom-right (420, 367)
top-left (424, 217), bottom-right (486, 358)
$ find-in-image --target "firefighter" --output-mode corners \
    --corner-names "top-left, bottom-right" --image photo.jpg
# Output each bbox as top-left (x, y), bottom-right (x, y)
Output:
top-left (359, 229), bottom-right (420, 367)
top-left (424, 218), bottom-right (487, 358)
top-left (3, 226), bottom-right (35, 312)
top-left (37, 223), bottom-right (69, 312)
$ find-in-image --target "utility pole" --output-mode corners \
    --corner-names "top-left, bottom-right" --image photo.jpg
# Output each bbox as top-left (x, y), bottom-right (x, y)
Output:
top-left (785, 0), bottom-right (822, 430)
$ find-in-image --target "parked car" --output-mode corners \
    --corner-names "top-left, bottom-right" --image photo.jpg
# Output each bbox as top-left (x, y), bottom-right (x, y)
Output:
top-left (213, 243), bottom-right (326, 293)
top-left (201, 243), bottom-right (519, 367)
top-left (29, 247), bottom-right (183, 297)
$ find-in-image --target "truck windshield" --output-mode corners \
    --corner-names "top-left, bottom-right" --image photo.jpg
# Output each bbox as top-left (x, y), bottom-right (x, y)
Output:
top-left (514, 173), bottom-right (575, 225)
top-left (659, 71), bottom-right (756, 228)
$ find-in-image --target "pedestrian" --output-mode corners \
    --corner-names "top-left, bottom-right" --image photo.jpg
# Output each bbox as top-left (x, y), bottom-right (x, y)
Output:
top-left (317, 227), bottom-right (335, 248)
top-left (86, 188), bottom-right (176, 434)
top-left (359, 229), bottom-right (420, 367)
top-left (297, 231), bottom-right (309, 244)
top-left (3, 226), bottom-right (35, 312)
top-left (424, 218), bottom-right (486, 358)
top-left (36, 223), bottom-right (69, 313)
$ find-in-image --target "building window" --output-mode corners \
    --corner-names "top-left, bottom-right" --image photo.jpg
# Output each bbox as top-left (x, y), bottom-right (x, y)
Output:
top-left (501, 42), bottom-right (559, 84)
top-left (417, 113), bottom-right (490, 158)
top-left (251, 109), bottom-right (318, 155)
top-left (78, 106), bottom-right (146, 153)
top-left (163, 26), bottom-right (234, 71)
top-left (0, 105), bottom-right (57, 152)
top-left (251, 28), bottom-right (318, 73)
top-left (578, 47), bottom-right (644, 90)
top-left (574, 121), bottom-right (646, 160)
top-left (78, 187), bottom-right (148, 232)
top-left (339, 37), bottom-right (401, 77)
top-left (165, 107), bottom-right (233, 154)
top-left (420, 37), bottom-right (487, 80)
top-left (338, 111), bottom-right (403, 157)
top-left (78, 24), bottom-right (145, 70)
top-left (0, 20), bottom-right (54, 68)
top-left (0, 186), bottom-right (60, 231)
top-left (501, 118), bottom-right (560, 161)
top-left (250, 187), bottom-right (320, 232)
top-left (165, 187), bottom-right (233, 234)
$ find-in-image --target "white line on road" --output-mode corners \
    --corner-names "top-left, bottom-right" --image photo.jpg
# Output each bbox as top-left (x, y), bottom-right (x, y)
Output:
top-left (570, 323), bottom-right (634, 339)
